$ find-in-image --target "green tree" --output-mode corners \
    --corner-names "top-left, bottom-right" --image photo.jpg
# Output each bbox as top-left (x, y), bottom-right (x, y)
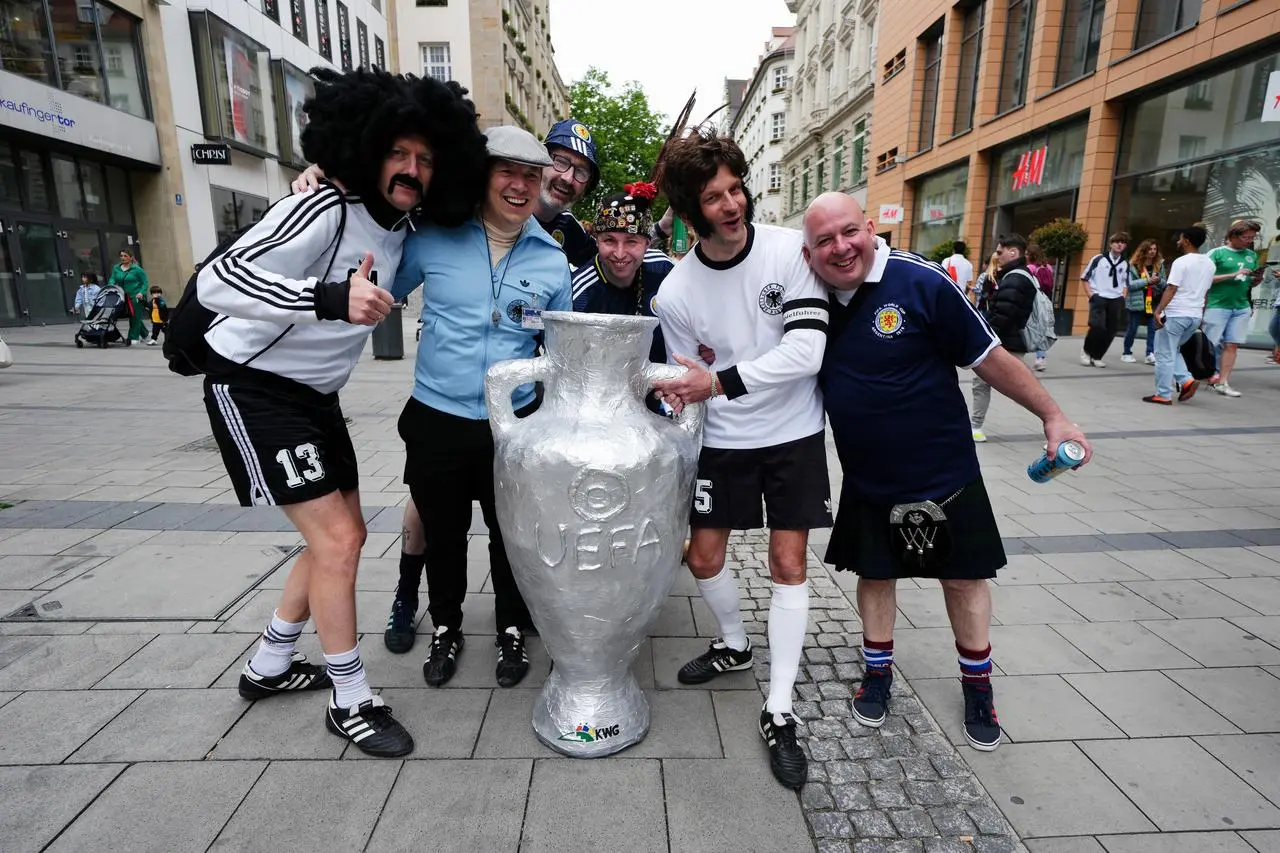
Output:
top-left (568, 68), bottom-right (668, 222)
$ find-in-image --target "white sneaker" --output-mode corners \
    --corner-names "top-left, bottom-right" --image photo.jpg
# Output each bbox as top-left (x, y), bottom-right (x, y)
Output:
top-left (1092, 359), bottom-right (1106, 368)
top-left (1121, 354), bottom-right (1136, 363)
top-left (972, 429), bottom-right (987, 443)
top-left (146, 339), bottom-right (157, 346)
top-left (1079, 351), bottom-right (1092, 366)
top-left (1033, 358), bottom-right (1046, 372)
top-left (1213, 382), bottom-right (1242, 397)
top-left (1144, 354), bottom-right (1156, 365)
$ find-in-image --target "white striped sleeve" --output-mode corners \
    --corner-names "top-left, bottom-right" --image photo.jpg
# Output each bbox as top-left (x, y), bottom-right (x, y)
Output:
top-left (196, 189), bottom-right (345, 325)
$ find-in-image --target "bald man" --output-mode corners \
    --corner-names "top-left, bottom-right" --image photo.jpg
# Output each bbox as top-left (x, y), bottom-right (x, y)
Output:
top-left (801, 192), bottom-right (1091, 752)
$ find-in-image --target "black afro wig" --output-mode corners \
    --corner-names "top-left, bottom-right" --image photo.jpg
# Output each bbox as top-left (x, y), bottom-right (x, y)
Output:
top-left (301, 67), bottom-right (488, 227)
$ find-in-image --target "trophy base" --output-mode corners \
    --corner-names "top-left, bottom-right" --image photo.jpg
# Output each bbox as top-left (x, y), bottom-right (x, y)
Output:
top-left (532, 669), bottom-right (650, 758)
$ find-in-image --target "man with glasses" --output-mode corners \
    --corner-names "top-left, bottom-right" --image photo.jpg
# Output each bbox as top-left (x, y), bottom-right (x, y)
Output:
top-left (1204, 219), bottom-right (1264, 397)
top-left (535, 119), bottom-right (600, 267)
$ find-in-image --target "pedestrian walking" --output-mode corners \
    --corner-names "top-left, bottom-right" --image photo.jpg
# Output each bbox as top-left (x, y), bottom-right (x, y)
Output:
top-left (73, 273), bottom-right (101, 320)
top-left (107, 249), bottom-right (149, 345)
top-left (145, 286), bottom-right (169, 346)
top-left (1144, 225), bottom-right (1215, 405)
top-left (1025, 243), bottom-right (1055, 370)
top-left (1204, 219), bottom-right (1263, 396)
top-left (970, 234), bottom-right (1039, 442)
top-left (1121, 239), bottom-right (1162, 365)
top-left (1079, 232), bottom-right (1132, 367)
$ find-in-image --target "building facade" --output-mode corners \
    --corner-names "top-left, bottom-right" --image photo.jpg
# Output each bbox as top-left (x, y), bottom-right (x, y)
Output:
top-left (729, 28), bottom-right (794, 226)
top-left (779, 0), bottom-right (879, 230)
top-left (867, 0), bottom-right (1280, 343)
top-left (393, 0), bottom-right (567, 135)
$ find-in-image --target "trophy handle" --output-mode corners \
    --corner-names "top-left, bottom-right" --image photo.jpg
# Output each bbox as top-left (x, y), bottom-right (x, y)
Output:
top-left (643, 363), bottom-right (706, 438)
top-left (486, 356), bottom-right (549, 439)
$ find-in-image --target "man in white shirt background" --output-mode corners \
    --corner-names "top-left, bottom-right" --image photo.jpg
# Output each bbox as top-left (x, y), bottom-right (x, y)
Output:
top-left (943, 240), bottom-right (975, 302)
top-left (1144, 225), bottom-right (1215, 405)
top-left (1079, 232), bottom-right (1132, 367)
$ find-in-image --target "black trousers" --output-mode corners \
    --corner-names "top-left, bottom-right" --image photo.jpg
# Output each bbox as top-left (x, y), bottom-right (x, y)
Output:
top-left (398, 398), bottom-right (532, 634)
top-left (1083, 295), bottom-right (1124, 360)
top-left (150, 321), bottom-right (165, 342)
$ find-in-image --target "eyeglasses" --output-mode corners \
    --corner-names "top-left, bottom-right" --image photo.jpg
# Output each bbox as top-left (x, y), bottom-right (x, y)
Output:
top-left (550, 154), bottom-right (592, 184)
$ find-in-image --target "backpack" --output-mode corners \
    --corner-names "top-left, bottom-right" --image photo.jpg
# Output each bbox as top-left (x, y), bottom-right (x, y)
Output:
top-left (1021, 287), bottom-right (1058, 353)
top-left (164, 189), bottom-right (347, 376)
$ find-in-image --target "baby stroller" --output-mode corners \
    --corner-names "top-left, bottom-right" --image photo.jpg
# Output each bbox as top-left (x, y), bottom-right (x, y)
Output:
top-left (74, 284), bottom-right (128, 348)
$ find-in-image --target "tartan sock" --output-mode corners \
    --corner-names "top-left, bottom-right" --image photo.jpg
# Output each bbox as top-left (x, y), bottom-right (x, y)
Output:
top-left (957, 642), bottom-right (993, 687)
top-left (862, 638), bottom-right (893, 674)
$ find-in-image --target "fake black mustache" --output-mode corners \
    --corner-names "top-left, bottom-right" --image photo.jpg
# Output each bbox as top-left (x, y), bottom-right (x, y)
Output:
top-left (387, 173), bottom-right (424, 196)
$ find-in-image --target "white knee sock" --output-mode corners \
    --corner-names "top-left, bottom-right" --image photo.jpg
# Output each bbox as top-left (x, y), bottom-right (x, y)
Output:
top-left (765, 581), bottom-right (809, 718)
top-left (325, 644), bottom-right (374, 709)
top-left (695, 567), bottom-right (748, 651)
top-left (248, 610), bottom-right (307, 677)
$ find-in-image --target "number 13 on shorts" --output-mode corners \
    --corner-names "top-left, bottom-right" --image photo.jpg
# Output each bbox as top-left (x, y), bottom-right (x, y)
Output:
top-left (694, 479), bottom-right (713, 514)
top-left (276, 443), bottom-right (325, 488)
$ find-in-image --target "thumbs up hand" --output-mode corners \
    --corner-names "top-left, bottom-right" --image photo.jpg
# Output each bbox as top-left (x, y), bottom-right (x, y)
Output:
top-left (347, 252), bottom-right (394, 326)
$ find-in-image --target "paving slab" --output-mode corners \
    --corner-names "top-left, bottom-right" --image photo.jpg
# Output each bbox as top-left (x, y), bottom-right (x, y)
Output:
top-left (989, 585), bottom-right (1088, 625)
top-left (364, 759), bottom-right (532, 853)
top-left (1097, 832), bottom-right (1257, 851)
top-left (1062, 671), bottom-right (1239, 737)
top-left (1050, 621), bottom-right (1201, 671)
top-left (987, 625), bottom-right (1103, 675)
top-left (46, 761), bottom-right (265, 852)
top-left (1034, 553), bottom-right (1149, 583)
top-left (0, 689), bottom-right (140, 764)
top-left (1194, 734), bottom-right (1280, 808)
top-left (0, 528), bottom-right (101, 555)
top-left (1122, 580), bottom-right (1262, 619)
top-left (915, 675), bottom-right (1123, 745)
top-left (1140, 619), bottom-right (1280, 667)
top-left (712, 689), bottom-right (771, 758)
top-left (94, 633), bottom-right (255, 689)
top-left (972, 737), bottom-right (1157, 834)
top-left (1202, 578), bottom-right (1280, 615)
top-left (71, 502), bottom-right (164, 530)
top-left (0, 634), bottom-right (47, 669)
top-left (1182, 548), bottom-right (1280, 578)
top-left (620, 689), bottom-right (724, 759)
top-left (1025, 839), bottom-right (1106, 852)
top-left (69, 688), bottom-right (248, 762)
top-left (0, 634), bottom-right (151, 690)
top-left (990, 555), bottom-right (1073, 586)
top-left (210, 689), bottom-right (346, 760)
top-left (0, 554), bottom-right (97, 588)
top-left (471, 688), bottom-right (561, 758)
top-left (0, 763), bottom-right (125, 853)
top-left (1042, 582), bottom-right (1176, 622)
top-left (343, 688), bottom-right (490, 760)
top-left (521, 759), bottom-right (667, 853)
top-left (211, 760), bottom-right (400, 851)
top-left (665, 758), bottom-right (811, 851)
top-left (1163, 667), bottom-right (1280, 734)
top-left (31, 545), bottom-right (290, 620)
top-left (1239, 830), bottom-right (1280, 851)
top-left (1080, 738), bottom-right (1280, 831)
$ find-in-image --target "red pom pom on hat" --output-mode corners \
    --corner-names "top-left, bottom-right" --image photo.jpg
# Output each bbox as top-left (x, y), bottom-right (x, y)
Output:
top-left (624, 181), bottom-right (657, 200)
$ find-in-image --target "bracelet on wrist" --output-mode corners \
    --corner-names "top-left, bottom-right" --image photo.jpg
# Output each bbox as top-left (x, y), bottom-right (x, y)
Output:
top-left (709, 372), bottom-right (719, 399)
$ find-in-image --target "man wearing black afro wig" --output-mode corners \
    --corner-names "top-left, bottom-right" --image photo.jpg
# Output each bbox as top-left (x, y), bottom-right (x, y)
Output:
top-left (195, 67), bottom-right (487, 758)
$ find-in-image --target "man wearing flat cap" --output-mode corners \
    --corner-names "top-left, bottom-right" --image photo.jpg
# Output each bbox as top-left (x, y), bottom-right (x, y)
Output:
top-left (384, 125), bottom-right (573, 690)
top-left (571, 180), bottom-right (674, 363)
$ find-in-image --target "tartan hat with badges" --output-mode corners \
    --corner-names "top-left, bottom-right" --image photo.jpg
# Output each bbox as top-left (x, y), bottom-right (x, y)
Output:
top-left (592, 181), bottom-right (657, 236)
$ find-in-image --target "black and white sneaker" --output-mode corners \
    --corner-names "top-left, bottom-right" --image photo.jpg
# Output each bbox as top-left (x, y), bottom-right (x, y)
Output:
top-left (383, 598), bottom-right (417, 655)
top-left (676, 637), bottom-right (753, 684)
top-left (962, 682), bottom-right (1002, 751)
top-left (759, 706), bottom-right (807, 790)
top-left (422, 626), bottom-right (464, 687)
top-left (852, 668), bottom-right (892, 728)
top-left (324, 693), bottom-right (414, 757)
top-left (237, 653), bottom-right (331, 701)
top-left (496, 627), bottom-right (530, 687)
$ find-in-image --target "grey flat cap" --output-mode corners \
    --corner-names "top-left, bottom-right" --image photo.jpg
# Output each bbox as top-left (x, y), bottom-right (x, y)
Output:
top-left (486, 125), bottom-right (553, 167)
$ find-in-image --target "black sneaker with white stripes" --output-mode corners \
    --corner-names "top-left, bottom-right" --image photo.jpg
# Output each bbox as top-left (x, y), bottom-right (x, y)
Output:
top-left (383, 598), bottom-right (417, 654)
top-left (676, 637), bottom-right (753, 684)
top-left (422, 626), bottom-right (464, 687)
top-left (237, 653), bottom-right (331, 701)
top-left (495, 627), bottom-right (529, 687)
top-left (324, 693), bottom-right (414, 757)
top-left (759, 706), bottom-right (808, 790)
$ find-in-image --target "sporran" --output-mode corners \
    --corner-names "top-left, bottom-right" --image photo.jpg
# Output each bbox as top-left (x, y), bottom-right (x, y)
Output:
top-left (889, 487), bottom-right (963, 571)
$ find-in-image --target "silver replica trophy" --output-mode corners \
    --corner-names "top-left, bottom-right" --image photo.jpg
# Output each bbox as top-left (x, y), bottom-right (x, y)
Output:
top-left (486, 312), bottom-right (704, 757)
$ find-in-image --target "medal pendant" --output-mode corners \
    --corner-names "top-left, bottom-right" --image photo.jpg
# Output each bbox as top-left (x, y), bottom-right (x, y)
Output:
top-left (492, 309), bottom-right (501, 327)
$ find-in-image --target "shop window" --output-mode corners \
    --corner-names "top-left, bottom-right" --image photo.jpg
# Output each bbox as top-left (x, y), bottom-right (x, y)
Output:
top-left (1134, 0), bottom-right (1196, 51)
top-left (0, 0), bottom-right (57, 86)
top-left (0, 143), bottom-right (19, 209)
top-left (289, 0), bottom-right (307, 43)
top-left (336, 1), bottom-right (352, 71)
top-left (19, 150), bottom-right (52, 212)
top-left (1055, 0), bottom-right (1104, 87)
top-left (48, 0), bottom-right (104, 103)
top-left (96, 2), bottom-right (148, 119)
top-left (375, 35), bottom-right (385, 70)
top-left (356, 18), bottom-right (369, 70)
top-left (262, 0), bottom-right (279, 24)
top-left (997, 0), bottom-right (1033, 114)
top-left (315, 0), bottom-right (331, 60)
top-left (80, 160), bottom-right (107, 221)
top-left (210, 187), bottom-right (269, 246)
top-left (917, 29), bottom-right (942, 153)
top-left (274, 60), bottom-right (314, 169)
top-left (190, 12), bottom-right (279, 156)
top-left (954, 1), bottom-right (985, 135)
top-left (51, 155), bottom-right (83, 219)
top-left (911, 161), bottom-right (969, 254)
top-left (421, 42), bottom-right (451, 80)
top-left (104, 165), bottom-right (132, 224)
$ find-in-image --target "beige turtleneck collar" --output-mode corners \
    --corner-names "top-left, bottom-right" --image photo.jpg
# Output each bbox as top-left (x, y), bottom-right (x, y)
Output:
top-left (482, 216), bottom-right (523, 268)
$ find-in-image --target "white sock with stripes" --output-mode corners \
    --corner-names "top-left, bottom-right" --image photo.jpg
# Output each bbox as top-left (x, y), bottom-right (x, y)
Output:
top-left (248, 610), bottom-right (307, 677)
top-left (765, 581), bottom-right (809, 719)
top-left (325, 644), bottom-right (374, 709)
top-left (696, 567), bottom-right (748, 652)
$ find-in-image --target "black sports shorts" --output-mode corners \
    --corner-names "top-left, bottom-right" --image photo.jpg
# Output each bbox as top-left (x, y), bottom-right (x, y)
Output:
top-left (690, 430), bottom-right (833, 531)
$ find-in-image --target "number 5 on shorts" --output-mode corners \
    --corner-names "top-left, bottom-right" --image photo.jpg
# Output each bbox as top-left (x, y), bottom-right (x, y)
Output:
top-left (694, 479), bottom-right (713, 514)
top-left (276, 443), bottom-right (325, 488)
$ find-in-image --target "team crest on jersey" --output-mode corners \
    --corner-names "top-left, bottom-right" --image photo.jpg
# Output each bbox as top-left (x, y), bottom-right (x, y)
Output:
top-left (758, 282), bottom-right (785, 315)
top-left (873, 303), bottom-right (906, 338)
top-left (649, 295), bottom-right (659, 314)
top-left (552, 229), bottom-right (565, 246)
top-left (506, 299), bottom-right (529, 323)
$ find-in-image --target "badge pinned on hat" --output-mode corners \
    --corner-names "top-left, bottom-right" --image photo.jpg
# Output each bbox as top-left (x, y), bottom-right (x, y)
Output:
top-left (592, 181), bottom-right (657, 236)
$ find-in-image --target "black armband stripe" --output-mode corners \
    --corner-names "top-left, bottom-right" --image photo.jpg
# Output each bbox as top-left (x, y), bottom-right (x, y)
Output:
top-left (784, 319), bottom-right (829, 333)
top-left (782, 297), bottom-right (831, 311)
top-left (718, 366), bottom-right (748, 400)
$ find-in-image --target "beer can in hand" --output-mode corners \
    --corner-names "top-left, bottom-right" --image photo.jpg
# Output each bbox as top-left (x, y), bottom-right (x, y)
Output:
top-left (1027, 440), bottom-right (1086, 483)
